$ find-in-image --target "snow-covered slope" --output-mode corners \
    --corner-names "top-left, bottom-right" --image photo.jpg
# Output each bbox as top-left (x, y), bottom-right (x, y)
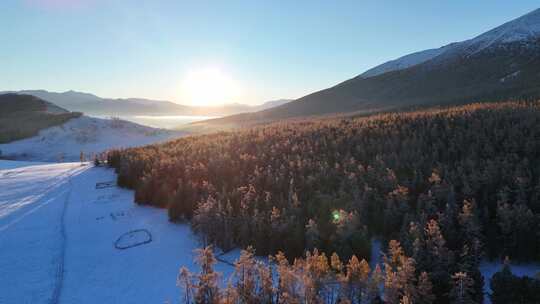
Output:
top-left (0, 161), bottom-right (238, 303)
top-left (0, 116), bottom-right (181, 162)
top-left (361, 45), bottom-right (451, 78)
top-left (463, 7), bottom-right (540, 54)
top-left (0, 159), bottom-right (47, 170)
top-left (361, 8), bottom-right (540, 78)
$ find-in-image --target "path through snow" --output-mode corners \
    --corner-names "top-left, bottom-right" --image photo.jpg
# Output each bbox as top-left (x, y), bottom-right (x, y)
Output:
top-left (0, 161), bottom-right (235, 304)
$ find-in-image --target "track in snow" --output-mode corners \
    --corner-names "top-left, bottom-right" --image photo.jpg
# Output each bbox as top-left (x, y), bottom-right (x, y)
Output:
top-left (49, 168), bottom-right (77, 304)
top-left (0, 161), bottom-right (237, 304)
top-left (0, 162), bottom-right (89, 304)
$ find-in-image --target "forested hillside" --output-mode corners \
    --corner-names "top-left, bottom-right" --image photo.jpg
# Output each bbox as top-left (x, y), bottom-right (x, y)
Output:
top-left (0, 94), bottom-right (81, 144)
top-left (108, 100), bottom-right (540, 303)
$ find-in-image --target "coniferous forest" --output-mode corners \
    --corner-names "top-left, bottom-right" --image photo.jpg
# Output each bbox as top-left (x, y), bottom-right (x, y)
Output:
top-left (108, 100), bottom-right (540, 303)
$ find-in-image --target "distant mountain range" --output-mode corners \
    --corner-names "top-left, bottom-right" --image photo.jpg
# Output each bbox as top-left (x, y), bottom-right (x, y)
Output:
top-left (1, 90), bottom-right (291, 117)
top-left (200, 8), bottom-right (540, 126)
top-left (0, 93), bottom-right (181, 159)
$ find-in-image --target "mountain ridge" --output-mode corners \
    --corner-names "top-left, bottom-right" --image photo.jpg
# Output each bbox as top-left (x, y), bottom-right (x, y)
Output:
top-left (362, 8), bottom-right (540, 78)
top-left (1, 90), bottom-right (291, 117)
top-left (197, 7), bottom-right (540, 127)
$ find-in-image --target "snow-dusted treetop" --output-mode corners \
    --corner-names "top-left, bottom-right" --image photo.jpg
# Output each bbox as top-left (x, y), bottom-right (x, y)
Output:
top-left (361, 8), bottom-right (540, 78)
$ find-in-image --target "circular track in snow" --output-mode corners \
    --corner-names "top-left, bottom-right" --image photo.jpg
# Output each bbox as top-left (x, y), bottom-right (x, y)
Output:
top-left (114, 229), bottom-right (152, 250)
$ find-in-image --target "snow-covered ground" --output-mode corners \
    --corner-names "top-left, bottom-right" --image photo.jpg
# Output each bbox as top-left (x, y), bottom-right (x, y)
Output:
top-left (0, 159), bottom-right (48, 170)
top-left (0, 160), bottom-right (236, 304)
top-left (369, 238), bottom-right (383, 269)
top-left (0, 116), bottom-right (182, 162)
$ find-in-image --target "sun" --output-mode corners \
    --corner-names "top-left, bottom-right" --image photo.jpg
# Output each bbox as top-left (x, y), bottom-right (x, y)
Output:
top-left (181, 68), bottom-right (241, 107)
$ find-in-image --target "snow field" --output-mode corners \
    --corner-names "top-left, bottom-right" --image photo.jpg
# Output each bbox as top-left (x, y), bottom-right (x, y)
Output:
top-left (0, 115), bottom-right (181, 162)
top-left (0, 161), bottom-right (236, 304)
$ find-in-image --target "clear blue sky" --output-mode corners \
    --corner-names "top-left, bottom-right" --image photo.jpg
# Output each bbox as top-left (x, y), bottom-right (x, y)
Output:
top-left (1, 1), bottom-right (538, 106)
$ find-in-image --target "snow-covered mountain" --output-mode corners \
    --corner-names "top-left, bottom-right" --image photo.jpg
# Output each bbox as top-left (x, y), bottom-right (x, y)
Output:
top-left (463, 7), bottom-right (540, 54)
top-left (362, 8), bottom-right (540, 78)
top-left (361, 45), bottom-right (453, 78)
top-left (203, 8), bottom-right (540, 126)
top-left (0, 116), bottom-right (182, 162)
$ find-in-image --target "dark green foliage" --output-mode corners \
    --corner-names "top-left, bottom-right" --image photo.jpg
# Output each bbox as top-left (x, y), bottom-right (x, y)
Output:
top-left (0, 94), bottom-right (81, 143)
top-left (490, 263), bottom-right (540, 304)
top-left (109, 100), bottom-right (540, 303)
top-left (108, 101), bottom-right (540, 263)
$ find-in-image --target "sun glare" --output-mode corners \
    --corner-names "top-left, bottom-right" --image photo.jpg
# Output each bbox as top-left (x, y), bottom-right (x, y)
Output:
top-left (181, 68), bottom-right (241, 107)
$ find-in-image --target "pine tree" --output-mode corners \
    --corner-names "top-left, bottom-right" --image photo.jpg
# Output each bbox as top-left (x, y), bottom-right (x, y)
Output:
top-left (457, 245), bottom-right (484, 303)
top-left (234, 247), bottom-right (260, 304)
top-left (274, 251), bottom-right (302, 304)
top-left (306, 219), bottom-right (321, 250)
top-left (304, 249), bottom-right (331, 303)
top-left (416, 272), bottom-right (435, 304)
top-left (400, 295), bottom-right (412, 304)
top-left (330, 252), bottom-right (344, 274)
top-left (397, 256), bottom-right (417, 301)
top-left (383, 240), bottom-right (419, 303)
top-left (423, 219), bottom-right (453, 302)
top-left (192, 197), bottom-right (219, 247)
top-left (458, 199), bottom-right (482, 251)
top-left (177, 267), bottom-right (193, 304)
top-left (365, 264), bottom-right (383, 304)
top-left (221, 283), bottom-right (239, 304)
top-left (383, 265), bottom-right (400, 304)
top-left (489, 258), bottom-right (514, 304)
top-left (449, 272), bottom-right (476, 304)
top-left (385, 240), bottom-right (405, 270)
top-left (342, 255), bottom-right (369, 302)
top-left (193, 246), bottom-right (220, 304)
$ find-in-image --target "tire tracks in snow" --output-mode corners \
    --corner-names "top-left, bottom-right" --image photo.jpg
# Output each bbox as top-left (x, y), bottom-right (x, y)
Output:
top-left (49, 166), bottom-right (85, 304)
top-left (0, 165), bottom-right (83, 233)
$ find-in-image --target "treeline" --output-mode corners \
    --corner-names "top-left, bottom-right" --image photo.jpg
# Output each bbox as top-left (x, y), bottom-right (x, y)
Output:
top-left (180, 244), bottom-right (538, 304)
top-left (108, 100), bottom-right (540, 302)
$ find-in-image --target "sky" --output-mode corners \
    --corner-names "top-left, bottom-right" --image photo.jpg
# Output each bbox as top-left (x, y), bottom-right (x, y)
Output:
top-left (1, 0), bottom-right (539, 106)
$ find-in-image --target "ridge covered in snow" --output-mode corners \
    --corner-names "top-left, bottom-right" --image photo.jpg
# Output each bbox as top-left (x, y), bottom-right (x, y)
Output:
top-left (0, 116), bottom-right (182, 162)
top-left (466, 8), bottom-right (540, 52)
top-left (361, 8), bottom-right (540, 78)
top-left (361, 44), bottom-right (453, 78)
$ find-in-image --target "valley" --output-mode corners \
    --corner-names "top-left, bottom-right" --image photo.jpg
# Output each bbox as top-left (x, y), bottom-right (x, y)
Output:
top-left (3, 3), bottom-right (540, 303)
